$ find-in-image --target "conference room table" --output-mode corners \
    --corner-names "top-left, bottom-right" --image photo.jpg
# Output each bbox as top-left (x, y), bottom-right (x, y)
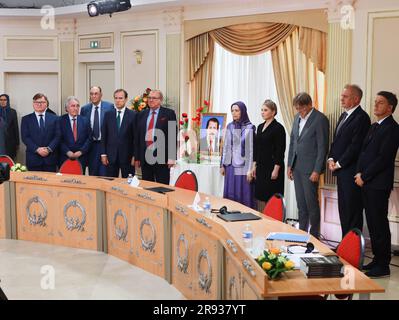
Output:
top-left (0, 171), bottom-right (384, 299)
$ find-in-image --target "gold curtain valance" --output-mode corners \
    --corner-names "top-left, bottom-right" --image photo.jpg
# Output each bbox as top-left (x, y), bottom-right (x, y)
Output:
top-left (209, 22), bottom-right (297, 56)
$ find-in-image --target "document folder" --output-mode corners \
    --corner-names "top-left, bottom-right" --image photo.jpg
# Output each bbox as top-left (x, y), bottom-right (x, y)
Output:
top-left (266, 232), bottom-right (310, 243)
top-left (217, 212), bottom-right (261, 222)
top-left (144, 187), bottom-right (175, 194)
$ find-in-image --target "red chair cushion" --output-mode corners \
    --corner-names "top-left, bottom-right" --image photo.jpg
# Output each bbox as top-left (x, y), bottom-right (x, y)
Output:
top-left (60, 159), bottom-right (83, 175)
top-left (336, 231), bottom-right (361, 269)
top-left (0, 155), bottom-right (15, 168)
top-left (175, 170), bottom-right (198, 191)
top-left (263, 195), bottom-right (284, 221)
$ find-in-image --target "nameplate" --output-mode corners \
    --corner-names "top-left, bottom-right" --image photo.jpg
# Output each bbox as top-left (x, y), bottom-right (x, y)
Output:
top-left (111, 186), bottom-right (128, 196)
top-left (61, 178), bottom-right (85, 185)
top-left (137, 192), bottom-right (155, 202)
top-left (175, 204), bottom-right (188, 216)
top-left (196, 217), bottom-right (212, 229)
top-left (23, 175), bottom-right (48, 182)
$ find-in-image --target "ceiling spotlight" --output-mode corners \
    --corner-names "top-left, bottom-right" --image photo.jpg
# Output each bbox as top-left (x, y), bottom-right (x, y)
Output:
top-left (87, 0), bottom-right (132, 17)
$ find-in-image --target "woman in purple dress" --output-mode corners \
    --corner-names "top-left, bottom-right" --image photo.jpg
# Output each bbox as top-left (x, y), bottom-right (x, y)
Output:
top-left (220, 101), bottom-right (256, 209)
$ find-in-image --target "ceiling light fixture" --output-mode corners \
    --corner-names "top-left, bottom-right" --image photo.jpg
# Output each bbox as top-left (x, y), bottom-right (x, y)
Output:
top-left (87, 0), bottom-right (131, 17)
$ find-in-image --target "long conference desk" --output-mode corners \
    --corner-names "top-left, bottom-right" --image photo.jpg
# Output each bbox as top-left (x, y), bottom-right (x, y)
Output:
top-left (0, 172), bottom-right (384, 299)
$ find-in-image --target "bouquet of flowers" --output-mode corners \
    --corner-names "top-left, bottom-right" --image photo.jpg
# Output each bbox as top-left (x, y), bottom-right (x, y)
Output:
top-left (128, 87), bottom-right (151, 112)
top-left (179, 113), bottom-right (190, 158)
top-left (256, 248), bottom-right (295, 280)
top-left (11, 163), bottom-right (27, 172)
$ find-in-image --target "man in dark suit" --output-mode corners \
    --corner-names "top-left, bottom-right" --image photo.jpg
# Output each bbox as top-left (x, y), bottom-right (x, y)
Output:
top-left (0, 94), bottom-right (19, 160)
top-left (101, 89), bottom-right (136, 178)
top-left (328, 84), bottom-right (371, 238)
top-left (59, 97), bottom-right (92, 169)
top-left (135, 90), bottom-right (177, 185)
top-left (287, 92), bottom-right (329, 238)
top-left (355, 91), bottom-right (399, 278)
top-left (81, 86), bottom-right (113, 176)
top-left (21, 93), bottom-right (60, 172)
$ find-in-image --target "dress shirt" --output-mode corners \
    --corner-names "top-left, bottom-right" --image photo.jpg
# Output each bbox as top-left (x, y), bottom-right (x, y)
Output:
top-left (299, 108), bottom-right (314, 136)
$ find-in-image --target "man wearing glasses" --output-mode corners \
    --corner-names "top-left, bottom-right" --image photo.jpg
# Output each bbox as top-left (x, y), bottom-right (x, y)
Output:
top-left (21, 93), bottom-right (61, 172)
top-left (135, 90), bottom-right (177, 184)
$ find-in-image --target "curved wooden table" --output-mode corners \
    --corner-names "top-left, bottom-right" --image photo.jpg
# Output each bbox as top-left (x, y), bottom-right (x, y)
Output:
top-left (0, 172), bottom-right (384, 299)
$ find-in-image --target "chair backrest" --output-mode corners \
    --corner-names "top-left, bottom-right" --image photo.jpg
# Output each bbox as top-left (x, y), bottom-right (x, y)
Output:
top-left (263, 193), bottom-right (286, 222)
top-left (59, 159), bottom-right (83, 175)
top-left (175, 170), bottom-right (198, 191)
top-left (336, 228), bottom-right (365, 269)
top-left (0, 155), bottom-right (15, 169)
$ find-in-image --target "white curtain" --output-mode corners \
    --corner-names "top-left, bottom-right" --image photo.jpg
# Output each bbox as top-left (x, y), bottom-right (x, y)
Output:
top-left (212, 42), bottom-right (280, 126)
top-left (212, 42), bottom-right (297, 220)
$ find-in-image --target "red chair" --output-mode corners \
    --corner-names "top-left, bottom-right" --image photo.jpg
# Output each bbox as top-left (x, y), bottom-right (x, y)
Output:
top-left (59, 159), bottom-right (83, 175)
top-left (333, 228), bottom-right (365, 300)
top-left (263, 193), bottom-right (286, 222)
top-left (175, 170), bottom-right (198, 191)
top-left (0, 155), bottom-right (15, 169)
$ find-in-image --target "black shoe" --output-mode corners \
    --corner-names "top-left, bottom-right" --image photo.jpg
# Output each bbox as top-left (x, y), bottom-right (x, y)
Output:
top-left (365, 266), bottom-right (390, 278)
top-left (362, 260), bottom-right (377, 271)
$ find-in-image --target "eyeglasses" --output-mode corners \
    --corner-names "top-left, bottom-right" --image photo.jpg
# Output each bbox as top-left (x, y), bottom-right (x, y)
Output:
top-left (33, 101), bottom-right (47, 105)
top-left (148, 97), bottom-right (160, 100)
top-left (0, 99), bottom-right (7, 101)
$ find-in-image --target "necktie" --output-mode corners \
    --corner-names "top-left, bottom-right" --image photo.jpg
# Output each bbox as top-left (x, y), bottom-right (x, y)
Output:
top-left (146, 111), bottom-right (156, 146)
top-left (209, 139), bottom-right (213, 153)
top-left (367, 122), bottom-right (380, 141)
top-left (116, 111), bottom-right (121, 131)
top-left (39, 114), bottom-right (45, 133)
top-left (93, 106), bottom-right (100, 140)
top-left (72, 117), bottom-right (77, 142)
top-left (335, 112), bottom-right (348, 135)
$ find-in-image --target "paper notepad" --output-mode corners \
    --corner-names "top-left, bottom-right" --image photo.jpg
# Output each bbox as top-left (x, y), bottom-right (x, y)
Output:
top-left (266, 232), bottom-right (310, 243)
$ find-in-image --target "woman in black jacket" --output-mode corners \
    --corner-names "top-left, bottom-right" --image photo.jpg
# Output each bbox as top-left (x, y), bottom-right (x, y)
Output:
top-left (0, 94), bottom-right (20, 160)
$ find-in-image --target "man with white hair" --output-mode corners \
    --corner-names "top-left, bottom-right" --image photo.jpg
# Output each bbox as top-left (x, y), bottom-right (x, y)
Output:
top-left (59, 96), bottom-right (92, 169)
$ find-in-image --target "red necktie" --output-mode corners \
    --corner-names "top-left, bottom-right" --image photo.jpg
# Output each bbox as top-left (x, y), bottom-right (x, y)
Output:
top-left (72, 118), bottom-right (77, 142)
top-left (146, 111), bottom-right (156, 146)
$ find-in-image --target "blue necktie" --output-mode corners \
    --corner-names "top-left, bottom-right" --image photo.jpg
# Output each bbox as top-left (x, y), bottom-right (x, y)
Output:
top-left (93, 106), bottom-right (100, 140)
top-left (39, 114), bottom-right (45, 133)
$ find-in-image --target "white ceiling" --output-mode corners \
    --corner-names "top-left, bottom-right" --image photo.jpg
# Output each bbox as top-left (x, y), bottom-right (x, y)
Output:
top-left (0, 1), bottom-right (89, 8)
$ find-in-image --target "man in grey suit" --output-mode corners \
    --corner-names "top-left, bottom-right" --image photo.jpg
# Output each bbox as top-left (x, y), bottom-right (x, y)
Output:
top-left (287, 92), bottom-right (329, 238)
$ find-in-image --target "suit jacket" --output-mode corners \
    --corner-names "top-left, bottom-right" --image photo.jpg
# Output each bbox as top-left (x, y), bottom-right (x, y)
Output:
top-left (59, 114), bottom-right (92, 167)
top-left (21, 112), bottom-right (60, 167)
top-left (80, 100), bottom-right (113, 141)
top-left (356, 115), bottom-right (399, 190)
top-left (200, 136), bottom-right (220, 154)
top-left (288, 108), bottom-right (329, 174)
top-left (135, 106), bottom-right (177, 165)
top-left (4, 108), bottom-right (20, 158)
top-left (101, 108), bottom-right (136, 164)
top-left (328, 106), bottom-right (370, 177)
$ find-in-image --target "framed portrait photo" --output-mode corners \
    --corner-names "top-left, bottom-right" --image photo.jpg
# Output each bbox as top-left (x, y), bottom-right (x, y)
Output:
top-left (199, 113), bottom-right (227, 158)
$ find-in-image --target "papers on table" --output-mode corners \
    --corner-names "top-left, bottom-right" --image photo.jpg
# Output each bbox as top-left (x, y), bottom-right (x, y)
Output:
top-left (188, 192), bottom-right (204, 212)
top-left (266, 232), bottom-right (310, 243)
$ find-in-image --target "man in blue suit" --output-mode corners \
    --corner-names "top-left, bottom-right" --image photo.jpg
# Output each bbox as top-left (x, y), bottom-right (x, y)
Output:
top-left (59, 96), bottom-right (92, 169)
top-left (355, 91), bottom-right (399, 278)
top-left (80, 86), bottom-right (113, 176)
top-left (21, 93), bottom-right (61, 172)
top-left (328, 84), bottom-right (370, 238)
top-left (101, 89), bottom-right (136, 178)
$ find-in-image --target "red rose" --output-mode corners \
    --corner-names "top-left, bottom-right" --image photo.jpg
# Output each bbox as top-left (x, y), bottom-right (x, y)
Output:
top-left (182, 113), bottom-right (188, 118)
top-left (192, 117), bottom-right (197, 121)
top-left (179, 120), bottom-right (184, 125)
top-left (184, 136), bottom-right (190, 142)
top-left (184, 118), bottom-right (188, 123)
top-left (204, 100), bottom-right (209, 106)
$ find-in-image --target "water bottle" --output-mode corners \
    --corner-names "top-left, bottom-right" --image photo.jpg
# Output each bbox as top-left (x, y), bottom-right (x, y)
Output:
top-left (242, 224), bottom-right (253, 252)
top-left (127, 173), bottom-right (133, 185)
top-left (203, 197), bottom-right (211, 217)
